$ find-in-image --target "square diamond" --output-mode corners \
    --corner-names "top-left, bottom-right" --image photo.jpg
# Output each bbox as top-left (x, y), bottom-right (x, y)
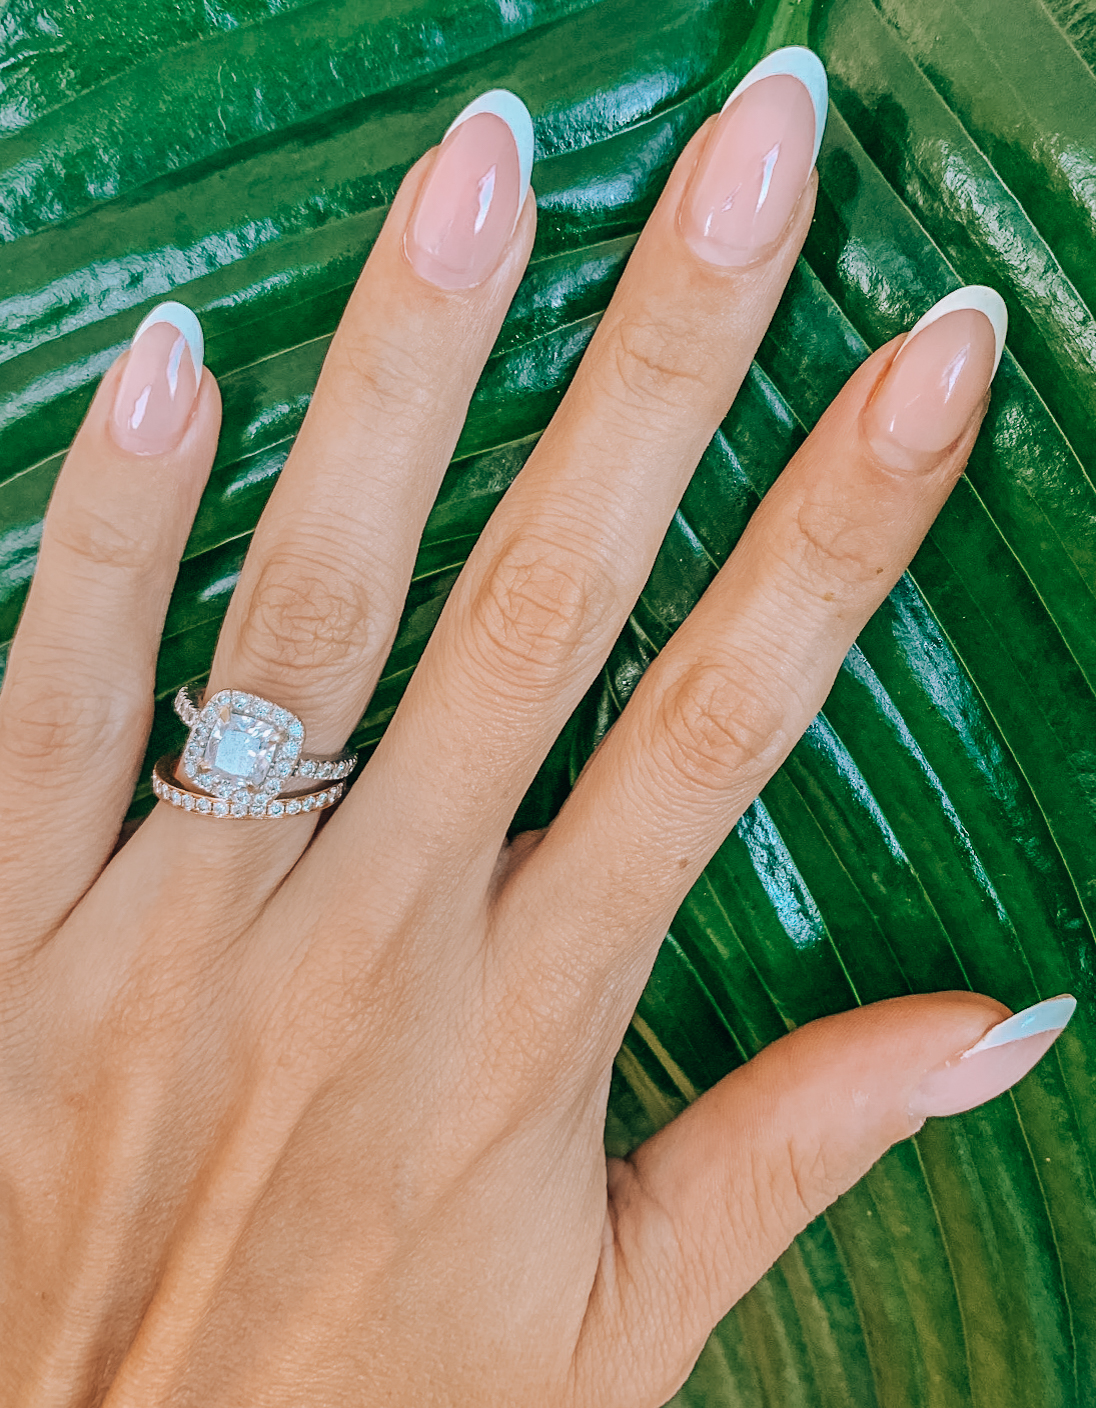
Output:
top-left (185, 691), bottom-right (305, 801)
top-left (202, 705), bottom-right (283, 789)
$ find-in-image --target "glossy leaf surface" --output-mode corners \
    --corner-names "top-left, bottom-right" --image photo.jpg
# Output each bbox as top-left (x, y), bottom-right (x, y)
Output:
top-left (1, 0), bottom-right (1094, 1403)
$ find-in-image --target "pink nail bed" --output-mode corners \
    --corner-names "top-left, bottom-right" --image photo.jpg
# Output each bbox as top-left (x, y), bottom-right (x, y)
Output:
top-left (863, 286), bottom-right (1007, 472)
top-left (405, 90), bottom-right (534, 291)
top-left (909, 995), bottom-right (1077, 1120)
top-left (681, 48), bottom-right (827, 269)
top-left (109, 301), bottom-right (204, 456)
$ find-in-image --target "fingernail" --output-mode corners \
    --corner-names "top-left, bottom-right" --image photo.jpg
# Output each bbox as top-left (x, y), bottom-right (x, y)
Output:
top-left (909, 995), bottom-right (1077, 1120)
top-left (680, 46), bottom-right (827, 269)
top-left (404, 89), bottom-right (534, 290)
top-left (109, 301), bottom-right (204, 455)
top-left (863, 286), bottom-right (1007, 472)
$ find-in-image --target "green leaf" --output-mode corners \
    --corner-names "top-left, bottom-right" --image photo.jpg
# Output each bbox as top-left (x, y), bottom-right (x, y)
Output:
top-left (2, 0), bottom-right (1094, 1403)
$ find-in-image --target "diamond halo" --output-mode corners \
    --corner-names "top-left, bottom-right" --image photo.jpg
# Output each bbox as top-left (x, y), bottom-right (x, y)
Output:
top-left (162, 686), bottom-right (358, 819)
top-left (180, 689), bottom-right (305, 804)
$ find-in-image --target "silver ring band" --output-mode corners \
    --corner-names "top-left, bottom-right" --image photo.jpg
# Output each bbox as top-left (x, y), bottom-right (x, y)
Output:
top-left (153, 756), bottom-right (345, 818)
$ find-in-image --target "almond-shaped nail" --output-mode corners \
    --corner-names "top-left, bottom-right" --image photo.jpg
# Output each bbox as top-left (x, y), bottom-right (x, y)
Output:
top-left (680, 46), bottom-right (827, 268)
top-left (909, 995), bottom-right (1077, 1120)
top-left (404, 89), bottom-right (534, 290)
top-left (863, 286), bottom-right (1007, 473)
top-left (109, 301), bottom-right (204, 456)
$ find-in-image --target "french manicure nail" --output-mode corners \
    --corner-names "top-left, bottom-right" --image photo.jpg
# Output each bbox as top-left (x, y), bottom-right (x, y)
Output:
top-left (863, 286), bottom-right (1007, 472)
top-left (109, 301), bottom-right (204, 455)
top-left (680, 46), bottom-right (827, 269)
top-left (404, 88), bottom-right (534, 290)
top-left (909, 994), bottom-right (1077, 1120)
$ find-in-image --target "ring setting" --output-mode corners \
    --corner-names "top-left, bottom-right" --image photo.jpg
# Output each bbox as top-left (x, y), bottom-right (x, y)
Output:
top-left (151, 686), bottom-right (358, 818)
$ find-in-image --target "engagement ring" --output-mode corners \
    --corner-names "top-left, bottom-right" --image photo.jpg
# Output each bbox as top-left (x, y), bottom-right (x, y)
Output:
top-left (150, 686), bottom-right (358, 818)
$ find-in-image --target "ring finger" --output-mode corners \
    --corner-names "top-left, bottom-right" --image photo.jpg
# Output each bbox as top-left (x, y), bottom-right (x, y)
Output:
top-left (156, 91), bottom-right (536, 834)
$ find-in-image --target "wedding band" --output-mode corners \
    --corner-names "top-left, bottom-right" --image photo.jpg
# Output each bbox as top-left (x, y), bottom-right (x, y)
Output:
top-left (151, 686), bottom-right (359, 819)
top-left (152, 756), bottom-right (346, 818)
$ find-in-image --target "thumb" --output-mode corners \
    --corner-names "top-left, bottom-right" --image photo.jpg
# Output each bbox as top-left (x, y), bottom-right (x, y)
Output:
top-left (589, 990), bottom-right (1076, 1408)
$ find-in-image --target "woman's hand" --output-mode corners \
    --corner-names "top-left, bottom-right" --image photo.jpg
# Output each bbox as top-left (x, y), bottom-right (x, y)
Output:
top-left (0, 52), bottom-right (1074, 1408)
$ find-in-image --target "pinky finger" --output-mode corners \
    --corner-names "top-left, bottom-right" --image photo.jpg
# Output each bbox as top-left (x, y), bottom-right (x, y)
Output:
top-left (0, 302), bottom-right (219, 949)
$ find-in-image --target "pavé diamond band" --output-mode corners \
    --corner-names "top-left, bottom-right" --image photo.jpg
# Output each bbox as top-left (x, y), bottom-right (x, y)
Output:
top-left (153, 686), bottom-right (359, 818)
top-left (152, 756), bottom-right (345, 818)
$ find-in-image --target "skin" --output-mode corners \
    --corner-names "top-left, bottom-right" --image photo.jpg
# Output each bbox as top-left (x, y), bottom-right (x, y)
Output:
top-left (0, 103), bottom-right (1031, 1408)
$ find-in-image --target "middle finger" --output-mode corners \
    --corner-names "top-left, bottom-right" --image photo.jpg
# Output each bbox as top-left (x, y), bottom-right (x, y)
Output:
top-left (344, 50), bottom-right (827, 870)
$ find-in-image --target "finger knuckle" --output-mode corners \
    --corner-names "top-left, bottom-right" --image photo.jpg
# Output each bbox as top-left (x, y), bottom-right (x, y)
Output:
top-left (0, 667), bottom-right (140, 777)
top-left (330, 328), bottom-right (436, 434)
top-left (782, 496), bottom-right (889, 601)
top-left (653, 660), bottom-right (790, 794)
top-left (750, 1131), bottom-right (845, 1249)
top-left (51, 499), bottom-right (161, 576)
top-left (600, 311), bottom-right (713, 423)
top-left (239, 545), bottom-right (385, 678)
top-left (466, 532), bottom-right (616, 692)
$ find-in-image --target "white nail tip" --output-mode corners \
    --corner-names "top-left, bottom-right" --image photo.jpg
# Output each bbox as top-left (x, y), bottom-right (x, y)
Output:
top-left (444, 88), bottom-right (535, 209)
top-left (721, 46), bottom-right (829, 170)
top-left (902, 285), bottom-right (1008, 375)
top-left (961, 995), bottom-right (1077, 1058)
top-left (131, 301), bottom-right (205, 383)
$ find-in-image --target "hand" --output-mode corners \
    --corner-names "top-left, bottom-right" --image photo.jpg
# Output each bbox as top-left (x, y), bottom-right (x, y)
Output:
top-left (0, 51), bottom-right (1075, 1408)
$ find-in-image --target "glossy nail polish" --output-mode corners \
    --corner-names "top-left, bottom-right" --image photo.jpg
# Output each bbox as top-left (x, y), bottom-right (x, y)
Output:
top-left (680, 46), bottom-right (827, 268)
top-left (109, 301), bottom-right (204, 455)
top-left (909, 995), bottom-right (1077, 1120)
top-left (863, 286), bottom-right (1007, 472)
top-left (405, 89), bottom-right (534, 290)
